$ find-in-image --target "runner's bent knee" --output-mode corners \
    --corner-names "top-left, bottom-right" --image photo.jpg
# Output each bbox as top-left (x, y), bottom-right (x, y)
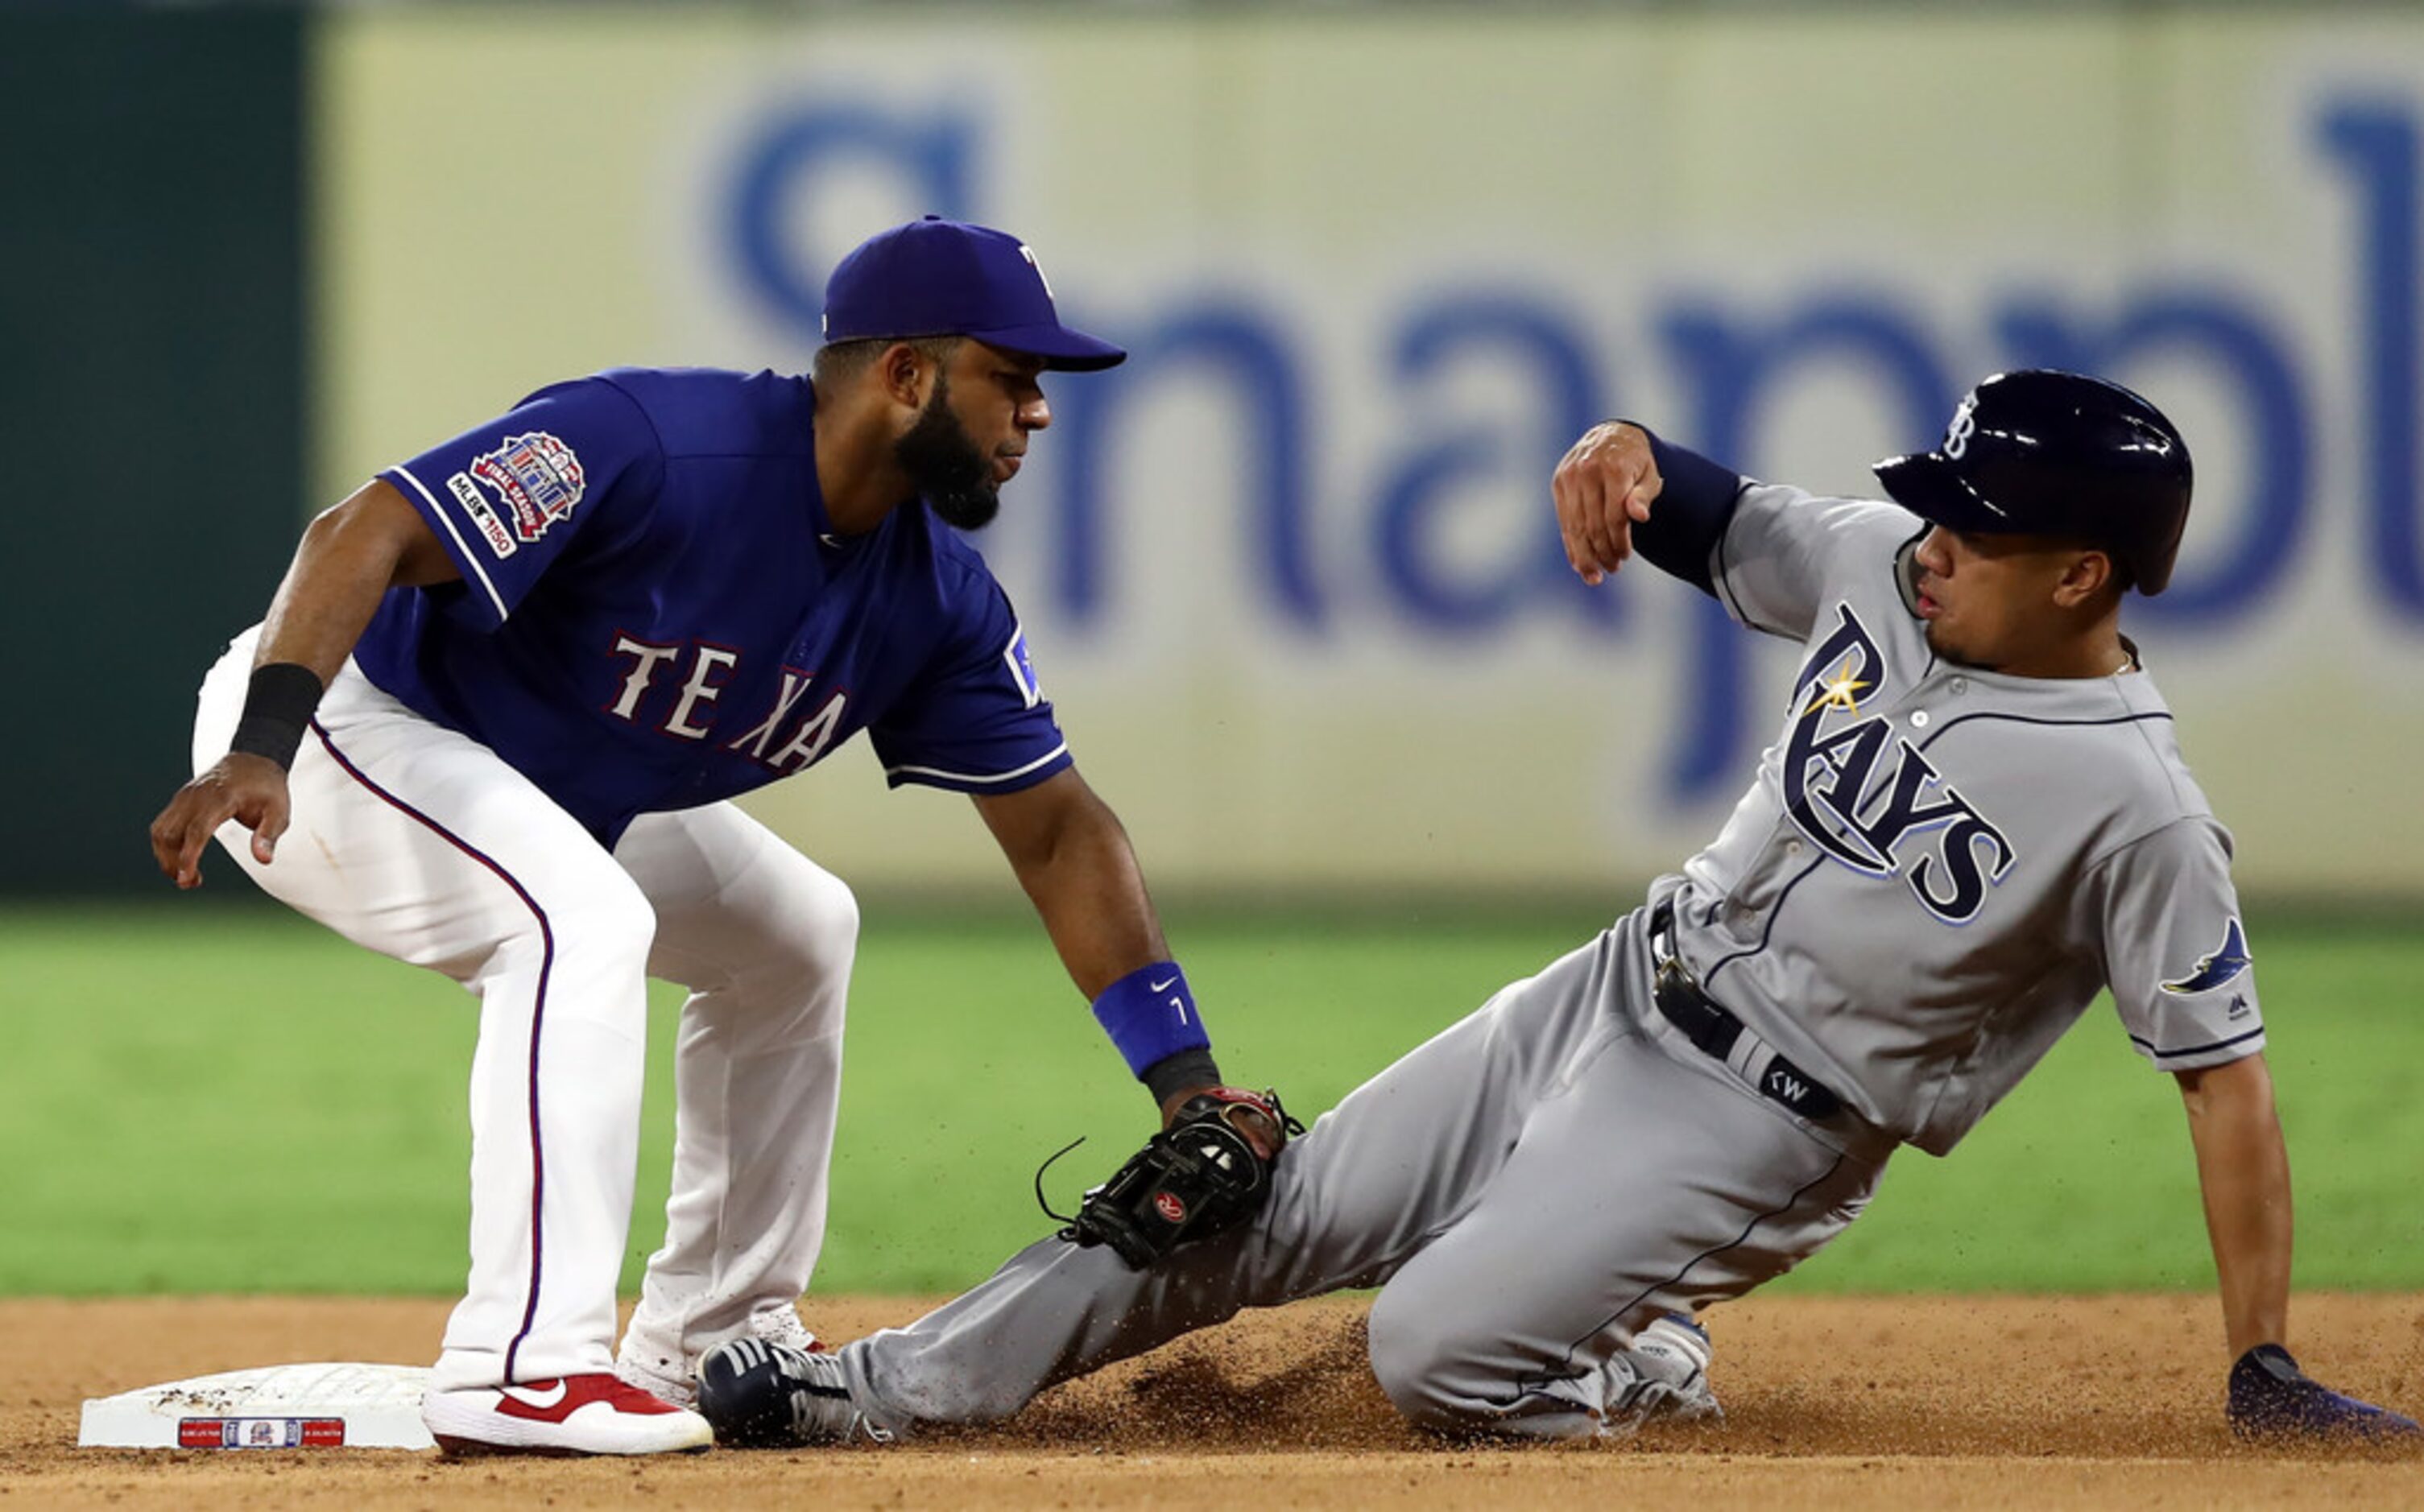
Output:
top-left (1364, 1275), bottom-right (1510, 1430)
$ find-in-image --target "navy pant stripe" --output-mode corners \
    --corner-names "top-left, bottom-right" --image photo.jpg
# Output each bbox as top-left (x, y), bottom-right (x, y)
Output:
top-left (309, 720), bottom-right (556, 1383)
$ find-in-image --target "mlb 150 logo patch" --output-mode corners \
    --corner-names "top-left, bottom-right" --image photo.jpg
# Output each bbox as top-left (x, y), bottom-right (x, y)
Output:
top-left (445, 470), bottom-right (517, 558)
top-left (469, 432), bottom-right (587, 543)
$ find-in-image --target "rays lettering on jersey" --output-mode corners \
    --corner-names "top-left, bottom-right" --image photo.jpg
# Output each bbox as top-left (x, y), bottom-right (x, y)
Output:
top-left (606, 636), bottom-right (850, 773)
top-left (1782, 605), bottom-right (2017, 923)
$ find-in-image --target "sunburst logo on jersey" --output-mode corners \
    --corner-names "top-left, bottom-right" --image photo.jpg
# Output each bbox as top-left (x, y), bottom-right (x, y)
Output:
top-left (1803, 661), bottom-right (1870, 719)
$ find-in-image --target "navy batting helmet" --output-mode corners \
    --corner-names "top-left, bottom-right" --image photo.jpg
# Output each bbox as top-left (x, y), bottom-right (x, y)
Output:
top-left (1873, 370), bottom-right (2194, 594)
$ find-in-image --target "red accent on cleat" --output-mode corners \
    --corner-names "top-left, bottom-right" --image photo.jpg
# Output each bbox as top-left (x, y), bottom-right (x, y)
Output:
top-left (494, 1375), bottom-right (685, 1423)
top-left (425, 1371), bottom-right (713, 1456)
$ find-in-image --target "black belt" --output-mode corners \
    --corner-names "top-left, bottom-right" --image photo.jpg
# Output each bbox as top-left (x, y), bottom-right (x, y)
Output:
top-left (1648, 901), bottom-right (1843, 1122)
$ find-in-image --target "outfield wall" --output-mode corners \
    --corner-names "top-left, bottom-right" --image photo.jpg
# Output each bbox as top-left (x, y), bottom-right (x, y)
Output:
top-left (0, 12), bottom-right (308, 895)
top-left (310, 8), bottom-right (2424, 899)
top-left (27, 6), bottom-right (2424, 900)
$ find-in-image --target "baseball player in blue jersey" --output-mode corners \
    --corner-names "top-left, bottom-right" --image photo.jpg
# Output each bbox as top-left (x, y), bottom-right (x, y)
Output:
top-left (692, 370), bottom-right (2418, 1449)
top-left (147, 217), bottom-right (1280, 1456)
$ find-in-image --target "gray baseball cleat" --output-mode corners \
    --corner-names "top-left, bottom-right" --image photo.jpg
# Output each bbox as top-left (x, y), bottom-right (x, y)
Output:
top-left (697, 1337), bottom-right (893, 1447)
top-left (1607, 1312), bottom-right (1723, 1429)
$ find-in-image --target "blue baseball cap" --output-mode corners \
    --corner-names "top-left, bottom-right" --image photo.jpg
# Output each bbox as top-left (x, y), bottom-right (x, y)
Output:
top-left (821, 216), bottom-right (1127, 372)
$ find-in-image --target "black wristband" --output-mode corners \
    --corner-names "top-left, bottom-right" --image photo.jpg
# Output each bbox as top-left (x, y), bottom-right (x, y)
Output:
top-left (1142, 1047), bottom-right (1222, 1109)
top-left (227, 663), bottom-right (326, 771)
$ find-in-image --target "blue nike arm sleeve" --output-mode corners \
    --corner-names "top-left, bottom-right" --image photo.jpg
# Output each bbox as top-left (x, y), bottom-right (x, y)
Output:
top-left (1624, 424), bottom-right (1748, 598)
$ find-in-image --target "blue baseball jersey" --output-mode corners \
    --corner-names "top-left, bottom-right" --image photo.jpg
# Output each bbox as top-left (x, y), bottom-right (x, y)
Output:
top-left (351, 367), bottom-right (1073, 845)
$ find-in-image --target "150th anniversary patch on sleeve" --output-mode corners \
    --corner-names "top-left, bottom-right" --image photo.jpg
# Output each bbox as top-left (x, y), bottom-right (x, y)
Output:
top-left (448, 432), bottom-right (587, 556)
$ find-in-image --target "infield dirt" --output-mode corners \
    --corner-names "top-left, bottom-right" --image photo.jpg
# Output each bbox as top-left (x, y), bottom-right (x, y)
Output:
top-left (8, 1293), bottom-right (2420, 1508)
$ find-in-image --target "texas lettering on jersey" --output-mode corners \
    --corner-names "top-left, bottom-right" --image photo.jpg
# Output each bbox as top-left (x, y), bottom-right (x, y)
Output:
top-left (605, 636), bottom-right (854, 775)
top-left (1782, 604), bottom-right (2017, 923)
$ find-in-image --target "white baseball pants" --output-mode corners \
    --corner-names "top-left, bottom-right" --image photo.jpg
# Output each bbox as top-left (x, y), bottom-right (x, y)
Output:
top-left (193, 628), bottom-right (854, 1391)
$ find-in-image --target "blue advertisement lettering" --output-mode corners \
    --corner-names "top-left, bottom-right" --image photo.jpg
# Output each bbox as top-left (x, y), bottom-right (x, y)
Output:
top-left (717, 89), bottom-right (2424, 808)
top-left (1052, 306), bottom-right (1318, 626)
top-left (723, 103), bottom-right (978, 345)
top-left (1372, 293), bottom-right (1615, 634)
top-left (2319, 100), bottom-right (2424, 624)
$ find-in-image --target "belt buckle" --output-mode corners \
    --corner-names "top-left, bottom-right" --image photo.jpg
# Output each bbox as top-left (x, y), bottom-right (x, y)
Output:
top-left (1653, 952), bottom-right (1686, 996)
top-left (1653, 953), bottom-right (1730, 1058)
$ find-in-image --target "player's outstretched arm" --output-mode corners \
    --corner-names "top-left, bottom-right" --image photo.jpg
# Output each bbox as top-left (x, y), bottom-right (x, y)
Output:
top-left (148, 479), bottom-right (458, 888)
top-left (973, 766), bottom-right (1172, 1002)
top-left (973, 768), bottom-right (1275, 1118)
top-left (2177, 1053), bottom-right (2420, 1440)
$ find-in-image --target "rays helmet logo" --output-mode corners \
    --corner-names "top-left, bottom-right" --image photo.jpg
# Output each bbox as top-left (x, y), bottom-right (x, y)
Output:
top-left (1782, 604), bottom-right (2017, 923)
top-left (1942, 394), bottom-right (1979, 459)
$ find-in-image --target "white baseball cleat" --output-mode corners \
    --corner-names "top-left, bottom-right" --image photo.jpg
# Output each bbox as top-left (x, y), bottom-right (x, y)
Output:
top-left (615, 1303), bottom-right (823, 1410)
top-left (612, 1349), bottom-right (696, 1411)
top-left (422, 1374), bottom-right (714, 1456)
top-left (743, 1303), bottom-right (822, 1356)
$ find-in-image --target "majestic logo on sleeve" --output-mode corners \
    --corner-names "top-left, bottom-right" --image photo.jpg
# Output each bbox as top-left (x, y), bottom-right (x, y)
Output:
top-left (1003, 626), bottom-right (1044, 708)
top-left (1783, 604), bottom-right (2017, 923)
top-left (2160, 918), bottom-right (2252, 995)
top-left (469, 432), bottom-right (587, 543)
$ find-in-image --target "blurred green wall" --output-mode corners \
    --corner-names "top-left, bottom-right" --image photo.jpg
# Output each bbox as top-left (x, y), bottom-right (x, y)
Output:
top-left (0, 10), bottom-right (308, 895)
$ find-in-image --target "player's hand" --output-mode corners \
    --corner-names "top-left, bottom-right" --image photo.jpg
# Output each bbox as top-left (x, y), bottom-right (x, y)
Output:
top-left (1552, 421), bottom-right (1662, 585)
top-left (148, 754), bottom-right (293, 889)
top-left (1158, 1084), bottom-right (1290, 1161)
top-left (2227, 1344), bottom-right (2422, 1442)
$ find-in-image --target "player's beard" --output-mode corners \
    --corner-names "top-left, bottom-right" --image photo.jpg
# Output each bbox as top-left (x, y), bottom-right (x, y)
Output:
top-left (895, 374), bottom-right (1001, 532)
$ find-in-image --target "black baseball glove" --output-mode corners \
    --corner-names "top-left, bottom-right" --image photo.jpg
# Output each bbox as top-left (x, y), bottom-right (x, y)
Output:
top-left (2228, 1343), bottom-right (2421, 1441)
top-left (1049, 1088), bottom-right (1302, 1268)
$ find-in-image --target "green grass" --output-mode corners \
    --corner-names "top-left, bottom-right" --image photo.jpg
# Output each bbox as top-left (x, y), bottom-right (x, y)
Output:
top-left (3, 904), bottom-right (2418, 1297)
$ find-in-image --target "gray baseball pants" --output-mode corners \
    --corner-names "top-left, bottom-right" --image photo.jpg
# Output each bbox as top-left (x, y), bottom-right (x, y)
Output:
top-left (844, 909), bottom-right (1892, 1439)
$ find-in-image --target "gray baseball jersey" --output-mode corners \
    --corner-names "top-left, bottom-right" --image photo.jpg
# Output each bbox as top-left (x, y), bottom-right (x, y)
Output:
top-left (1686, 483), bottom-right (2262, 1153)
top-left (821, 481), bottom-right (2266, 1440)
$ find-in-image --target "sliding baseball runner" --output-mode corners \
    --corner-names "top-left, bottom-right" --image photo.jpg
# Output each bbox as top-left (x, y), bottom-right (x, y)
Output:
top-left (696, 370), bottom-right (2418, 1447)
